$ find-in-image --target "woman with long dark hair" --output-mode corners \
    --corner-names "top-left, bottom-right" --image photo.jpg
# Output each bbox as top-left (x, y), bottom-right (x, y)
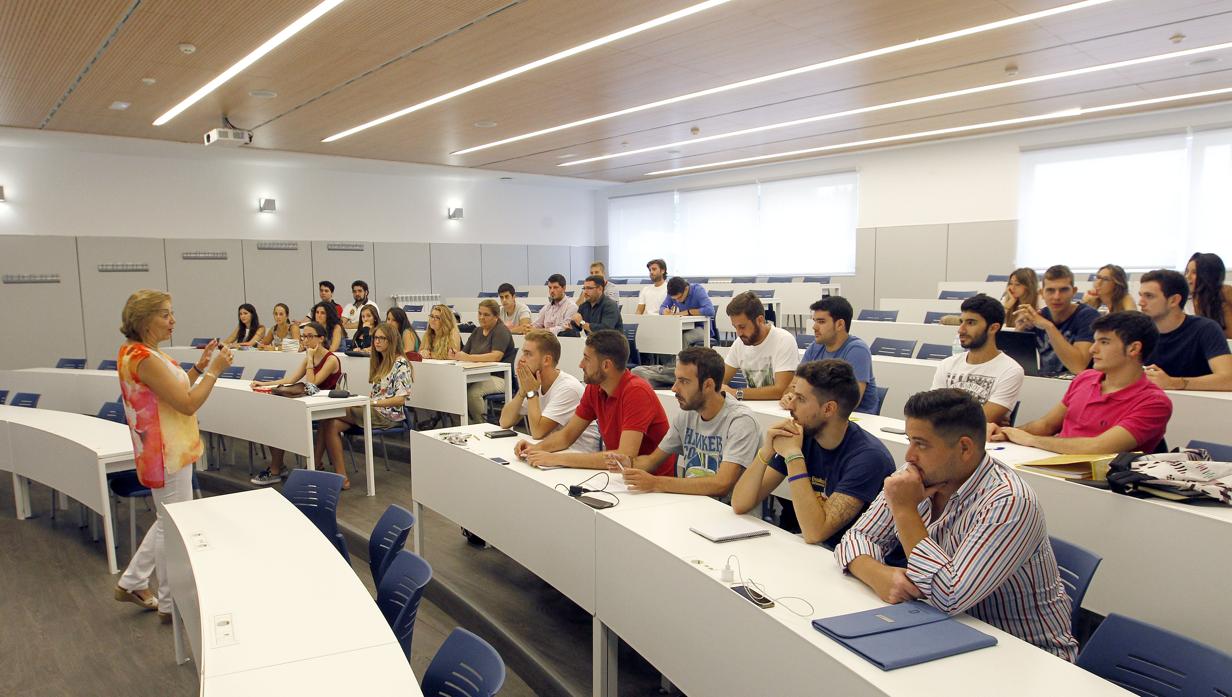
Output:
top-left (386, 306), bottom-right (421, 353)
top-left (1187, 252), bottom-right (1232, 339)
top-left (351, 304), bottom-right (381, 352)
top-left (224, 303), bottom-right (265, 347)
top-left (259, 302), bottom-right (299, 351)
top-left (312, 301), bottom-right (345, 352)
top-left (1082, 264), bottom-right (1135, 314)
top-left (1003, 267), bottom-right (1039, 330)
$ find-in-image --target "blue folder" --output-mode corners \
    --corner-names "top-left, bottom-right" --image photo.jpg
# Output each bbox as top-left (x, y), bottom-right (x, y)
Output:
top-left (812, 601), bottom-right (997, 670)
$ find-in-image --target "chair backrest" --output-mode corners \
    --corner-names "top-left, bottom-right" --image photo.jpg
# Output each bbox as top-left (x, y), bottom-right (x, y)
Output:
top-left (190, 338), bottom-right (211, 348)
top-left (1187, 439), bottom-right (1232, 461)
top-left (403, 304), bottom-right (424, 313)
top-left (708, 289), bottom-right (734, 297)
top-left (282, 469), bottom-right (344, 541)
top-left (1077, 613), bottom-right (1232, 694)
top-left (767, 276), bottom-right (794, 283)
top-left (795, 333), bottom-right (814, 350)
top-left (0, 389), bottom-right (7, 405)
top-left (923, 311), bottom-right (955, 325)
top-left (986, 274), bottom-right (1010, 282)
top-left (916, 343), bottom-right (952, 360)
top-left (369, 504), bottom-right (416, 585)
top-left (1008, 401), bottom-right (1020, 426)
top-left (96, 402), bottom-right (127, 424)
top-left (730, 276), bottom-right (756, 283)
top-left (858, 309), bottom-right (898, 322)
top-left (618, 290), bottom-right (639, 297)
top-left (609, 278), bottom-right (628, 285)
top-left (869, 337), bottom-right (916, 358)
top-left (938, 290), bottom-right (977, 300)
top-left (179, 361), bottom-right (196, 372)
top-left (253, 368), bottom-right (286, 382)
top-left (1049, 536), bottom-right (1101, 634)
top-left (871, 386), bottom-right (888, 415)
top-left (623, 325), bottom-right (639, 367)
top-left (802, 276), bottom-right (831, 283)
top-left (693, 277), bottom-right (710, 283)
top-left (219, 366), bottom-right (244, 380)
top-left (56, 358), bottom-right (87, 369)
top-left (11, 392), bottom-right (40, 408)
top-left (97, 359), bottom-right (118, 370)
top-left (514, 290), bottom-right (528, 297)
top-left (412, 320), bottom-right (428, 331)
top-left (377, 550), bottom-right (434, 659)
top-left (527, 304), bottom-right (544, 313)
top-left (421, 627), bottom-right (507, 697)
top-left (751, 289), bottom-right (774, 298)
top-left (478, 291), bottom-right (498, 298)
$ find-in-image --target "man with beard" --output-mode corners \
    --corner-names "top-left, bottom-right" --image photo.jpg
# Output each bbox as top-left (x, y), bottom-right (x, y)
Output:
top-left (721, 291), bottom-right (799, 401)
top-left (636, 258), bottom-right (669, 315)
top-left (532, 274), bottom-right (578, 335)
top-left (1136, 269), bottom-right (1232, 391)
top-left (836, 388), bottom-right (1079, 661)
top-left (498, 330), bottom-right (600, 451)
top-left (515, 330), bottom-right (674, 474)
top-left (930, 294), bottom-right (1023, 425)
top-left (797, 296), bottom-right (880, 415)
top-left (605, 347), bottom-right (759, 496)
top-left (731, 360), bottom-right (894, 547)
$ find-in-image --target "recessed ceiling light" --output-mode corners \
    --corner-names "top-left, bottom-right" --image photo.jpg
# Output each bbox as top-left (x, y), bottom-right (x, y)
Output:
top-left (643, 85), bottom-right (1232, 177)
top-left (154, 0), bottom-right (345, 126)
top-left (499, 176), bottom-right (514, 180)
top-left (452, 0), bottom-right (1117, 156)
top-left (249, 89), bottom-right (278, 98)
top-left (321, 0), bottom-right (734, 142)
top-left (473, 120), bottom-right (498, 128)
top-left (667, 150), bottom-right (683, 155)
top-left (109, 101), bottom-right (131, 111)
top-left (1170, 32), bottom-right (1187, 44)
top-left (141, 77), bottom-right (156, 86)
top-left (559, 40), bottom-right (1232, 168)
top-left (178, 43), bottom-right (197, 55)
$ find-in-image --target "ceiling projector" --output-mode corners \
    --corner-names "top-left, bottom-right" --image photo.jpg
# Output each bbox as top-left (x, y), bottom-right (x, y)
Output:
top-left (203, 127), bottom-right (253, 146)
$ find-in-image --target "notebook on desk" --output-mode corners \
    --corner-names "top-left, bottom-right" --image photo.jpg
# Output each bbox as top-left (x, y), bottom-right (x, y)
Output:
top-left (689, 518), bottom-right (770, 543)
top-left (812, 601), bottom-right (997, 670)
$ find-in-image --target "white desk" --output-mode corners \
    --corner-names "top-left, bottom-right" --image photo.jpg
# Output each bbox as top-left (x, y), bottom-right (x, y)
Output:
top-left (164, 489), bottom-right (421, 696)
top-left (626, 314), bottom-right (710, 355)
top-left (595, 497), bottom-right (1123, 697)
top-left (0, 404), bottom-right (134, 573)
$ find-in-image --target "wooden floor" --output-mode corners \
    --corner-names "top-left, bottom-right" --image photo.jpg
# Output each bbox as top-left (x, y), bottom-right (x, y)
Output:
top-left (0, 473), bottom-right (537, 697)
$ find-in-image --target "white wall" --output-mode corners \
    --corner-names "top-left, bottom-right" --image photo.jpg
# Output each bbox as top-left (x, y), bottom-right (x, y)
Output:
top-left (0, 127), bottom-right (607, 244)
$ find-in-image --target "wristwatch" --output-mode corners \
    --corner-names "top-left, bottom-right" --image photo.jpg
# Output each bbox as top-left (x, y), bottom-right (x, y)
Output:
top-left (735, 389), bottom-right (745, 401)
top-left (525, 390), bottom-right (538, 399)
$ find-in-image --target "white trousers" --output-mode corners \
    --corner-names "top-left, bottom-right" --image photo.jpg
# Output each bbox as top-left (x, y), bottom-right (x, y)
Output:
top-left (117, 464), bottom-right (194, 612)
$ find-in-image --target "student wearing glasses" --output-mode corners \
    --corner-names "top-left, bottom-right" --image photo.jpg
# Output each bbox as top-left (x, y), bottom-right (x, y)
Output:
top-left (316, 322), bottom-right (413, 490)
top-left (423, 304), bottom-right (461, 359)
top-left (258, 303), bottom-right (299, 351)
top-left (1082, 264), bottom-right (1135, 314)
top-left (223, 303), bottom-right (265, 348)
top-left (249, 321), bottom-right (343, 485)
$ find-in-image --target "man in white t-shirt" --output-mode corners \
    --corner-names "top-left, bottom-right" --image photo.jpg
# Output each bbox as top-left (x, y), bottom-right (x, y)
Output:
top-left (721, 291), bottom-right (799, 401)
top-left (636, 258), bottom-right (669, 315)
top-left (498, 329), bottom-right (601, 451)
top-left (930, 294), bottom-right (1024, 425)
top-left (341, 279), bottom-right (380, 330)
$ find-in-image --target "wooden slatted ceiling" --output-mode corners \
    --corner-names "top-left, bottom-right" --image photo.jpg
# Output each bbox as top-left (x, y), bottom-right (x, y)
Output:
top-left (1, 0), bottom-right (1230, 182)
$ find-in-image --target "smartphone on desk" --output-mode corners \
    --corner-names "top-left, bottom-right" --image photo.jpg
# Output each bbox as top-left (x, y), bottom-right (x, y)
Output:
top-left (490, 457), bottom-right (510, 466)
top-left (731, 584), bottom-right (774, 609)
top-left (879, 425), bottom-right (907, 435)
top-left (484, 429), bottom-right (518, 439)
top-left (578, 494), bottom-right (615, 510)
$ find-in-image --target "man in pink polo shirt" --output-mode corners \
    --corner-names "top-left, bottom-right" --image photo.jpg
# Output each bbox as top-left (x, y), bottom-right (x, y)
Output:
top-left (990, 311), bottom-right (1172, 453)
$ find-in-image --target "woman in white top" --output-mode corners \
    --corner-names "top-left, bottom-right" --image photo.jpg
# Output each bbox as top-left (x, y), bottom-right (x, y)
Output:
top-left (258, 302), bottom-right (299, 351)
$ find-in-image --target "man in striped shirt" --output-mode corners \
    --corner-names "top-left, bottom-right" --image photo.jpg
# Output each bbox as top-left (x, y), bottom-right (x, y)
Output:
top-left (835, 388), bottom-right (1078, 661)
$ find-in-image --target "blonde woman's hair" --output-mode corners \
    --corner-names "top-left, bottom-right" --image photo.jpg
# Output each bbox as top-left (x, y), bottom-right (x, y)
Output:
top-left (425, 304), bottom-right (458, 359)
top-left (1003, 268), bottom-right (1039, 315)
top-left (120, 289), bottom-right (172, 341)
top-left (369, 321), bottom-right (411, 382)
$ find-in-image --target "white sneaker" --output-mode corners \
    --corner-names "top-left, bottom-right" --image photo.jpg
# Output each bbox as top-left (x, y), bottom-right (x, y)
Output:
top-left (250, 469), bottom-right (282, 486)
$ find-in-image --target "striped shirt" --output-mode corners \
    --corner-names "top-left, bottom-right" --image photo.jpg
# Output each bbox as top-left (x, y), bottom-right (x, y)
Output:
top-left (834, 456), bottom-right (1078, 661)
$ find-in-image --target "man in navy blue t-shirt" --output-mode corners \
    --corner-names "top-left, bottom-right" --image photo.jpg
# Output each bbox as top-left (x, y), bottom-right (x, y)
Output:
top-left (731, 359), bottom-right (895, 548)
top-left (1138, 269), bottom-right (1232, 391)
top-left (1015, 265), bottom-right (1098, 376)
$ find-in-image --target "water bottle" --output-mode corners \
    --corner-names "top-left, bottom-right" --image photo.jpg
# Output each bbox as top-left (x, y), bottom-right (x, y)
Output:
top-left (951, 335), bottom-right (964, 357)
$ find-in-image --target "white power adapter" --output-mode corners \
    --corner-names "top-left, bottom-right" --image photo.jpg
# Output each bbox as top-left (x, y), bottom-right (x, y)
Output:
top-left (720, 558), bottom-right (735, 583)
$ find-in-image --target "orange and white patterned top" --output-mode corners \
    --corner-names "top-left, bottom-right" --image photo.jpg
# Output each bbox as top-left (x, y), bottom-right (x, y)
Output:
top-left (117, 342), bottom-right (203, 488)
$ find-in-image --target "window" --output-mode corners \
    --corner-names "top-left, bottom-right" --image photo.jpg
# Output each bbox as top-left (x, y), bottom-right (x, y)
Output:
top-left (607, 172), bottom-right (858, 277)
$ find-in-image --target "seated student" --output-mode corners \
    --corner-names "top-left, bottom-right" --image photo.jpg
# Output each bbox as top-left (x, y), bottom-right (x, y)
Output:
top-left (311, 301), bottom-right (346, 352)
top-left (307, 280), bottom-right (344, 322)
top-left (1014, 265), bottom-right (1098, 376)
top-left (514, 330), bottom-right (674, 473)
top-left (349, 304), bottom-right (381, 353)
top-left (1186, 252), bottom-right (1232, 339)
top-left (341, 280), bottom-right (380, 330)
top-left (732, 360), bottom-right (894, 546)
top-left (258, 303), bottom-right (300, 351)
top-left (423, 304), bottom-right (461, 358)
top-left (990, 311), bottom-right (1172, 453)
top-left (316, 322), bottom-right (413, 490)
top-left (659, 275), bottom-right (716, 344)
top-left (606, 346), bottom-right (759, 496)
top-left (835, 388), bottom-right (1079, 661)
top-left (930, 294), bottom-right (1024, 425)
top-left (1003, 267), bottom-right (1040, 330)
top-left (1082, 264), bottom-right (1136, 314)
top-left (721, 291), bottom-right (799, 401)
top-left (573, 261), bottom-right (621, 304)
top-left (570, 275), bottom-right (623, 335)
top-left (223, 303), bottom-right (265, 348)
top-left (497, 282), bottom-right (533, 334)
top-left (385, 306), bottom-right (421, 354)
top-left (533, 274), bottom-right (578, 335)
top-left (452, 299), bottom-right (517, 423)
top-left (1137, 269), bottom-right (1232, 391)
top-left (797, 296), bottom-right (880, 415)
top-left (636, 258), bottom-right (669, 315)
top-left (499, 330), bottom-right (600, 450)
top-left (249, 321), bottom-right (342, 485)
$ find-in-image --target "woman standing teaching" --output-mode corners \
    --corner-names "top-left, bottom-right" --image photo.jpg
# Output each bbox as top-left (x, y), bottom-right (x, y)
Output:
top-left (112, 289), bottom-right (233, 620)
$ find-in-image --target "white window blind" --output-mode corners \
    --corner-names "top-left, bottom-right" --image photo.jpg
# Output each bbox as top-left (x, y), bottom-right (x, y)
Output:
top-left (608, 172), bottom-right (858, 277)
top-left (1189, 128), bottom-right (1232, 264)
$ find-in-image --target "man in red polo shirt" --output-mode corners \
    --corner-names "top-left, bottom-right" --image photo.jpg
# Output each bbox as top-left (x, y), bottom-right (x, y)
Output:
top-left (515, 329), bottom-right (675, 475)
top-left (990, 311), bottom-right (1172, 453)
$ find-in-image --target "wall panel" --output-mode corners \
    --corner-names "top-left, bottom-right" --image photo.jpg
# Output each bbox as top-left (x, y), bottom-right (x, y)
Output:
top-left (310, 241), bottom-right (376, 315)
top-left (946, 221), bottom-right (1017, 283)
top-left (374, 242), bottom-right (432, 307)
top-left (165, 239), bottom-right (246, 345)
top-left (527, 245), bottom-right (571, 288)
top-left (570, 246), bottom-right (597, 284)
top-left (77, 237), bottom-right (168, 367)
top-left (241, 240), bottom-right (316, 323)
top-left (480, 244), bottom-right (529, 293)
top-left (873, 225), bottom-right (948, 304)
top-left (0, 236), bottom-right (86, 369)
top-left (429, 244), bottom-right (482, 299)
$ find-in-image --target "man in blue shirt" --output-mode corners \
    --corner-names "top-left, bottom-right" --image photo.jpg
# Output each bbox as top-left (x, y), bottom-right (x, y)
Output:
top-left (732, 359), bottom-right (895, 547)
top-left (799, 296), bottom-right (881, 415)
top-left (635, 276), bottom-right (717, 388)
top-left (1015, 265), bottom-right (1098, 376)
top-left (1137, 269), bottom-right (1232, 391)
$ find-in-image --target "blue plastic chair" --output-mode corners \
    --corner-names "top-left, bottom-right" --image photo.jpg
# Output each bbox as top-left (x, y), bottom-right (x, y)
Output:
top-left (478, 291), bottom-right (498, 298)
top-left (795, 334), bottom-right (814, 350)
top-left (1187, 439), bottom-right (1232, 461)
top-left (282, 469), bottom-right (348, 561)
top-left (11, 392), bottom-right (40, 408)
top-left (751, 289), bottom-right (773, 298)
top-left (869, 338), bottom-right (916, 358)
top-left (618, 290), bottom-right (640, 298)
top-left (708, 289), bottom-right (734, 297)
top-left (514, 290), bottom-right (528, 297)
top-left (421, 627), bottom-right (507, 697)
top-left (917, 343), bottom-right (952, 361)
top-left (924, 311), bottom-right (955, 325)
top-left (609, 279), bottom-right (628, 285)
top-left (56, 358), bottom-right (86, 369)
top-left (527, 304), bottom-right (544, 313)
top-left (1049, 536), bottom-right (1101, 636)
top-left (252, 368), bottom-right (286, 382)
top-left (97, 401), bottom-right (126, 423)
top-left (369, 505), bottom-right (416, 586)
top-left (731, 276), bottom-right (756, 283)
top-left (412, 320), bottom-right (428, 332)
top-left (986, 274), bottom-right (1010, 282)
top-left (858, 309), bottom-right (898, 322)
top-left (190, 337), bottom-right (212, 348)
top-left (97, 359), bottom-right (118, 370)
top-left (623, 325), bottom-right (639, 367)
top-left (870, 386), bottom-right (888, 416)
top-left (768, 276), bottom-right (794, 283)
top-left (377, 550), bottom-right (434, 659)
top-left (693, 277), bottom-right (710, 283)
top-left (403, 304), bottom-right (424, 313)
top-left (803, 276), bottom-right (831, 284)
top-left (345, 406), bottom-right (412, 471)
top-left (938, 290), bottom-right (977, 300)
top-left (1076, 613), bottom-right (1232, 694)
top-left (219, 366), bottom-right (244, 380)
top-left (0, 390), bottom-right (7, 405)
top-left (179, 361), bottom-right (196, 372)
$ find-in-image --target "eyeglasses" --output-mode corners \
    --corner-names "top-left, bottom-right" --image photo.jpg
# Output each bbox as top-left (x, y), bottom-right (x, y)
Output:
top-left (1096, 275), bottom-right (1115, 283)
top-left (373, 335), bottom-right (390, 342)
top-left (301, 333), bottom-right (320, 339)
